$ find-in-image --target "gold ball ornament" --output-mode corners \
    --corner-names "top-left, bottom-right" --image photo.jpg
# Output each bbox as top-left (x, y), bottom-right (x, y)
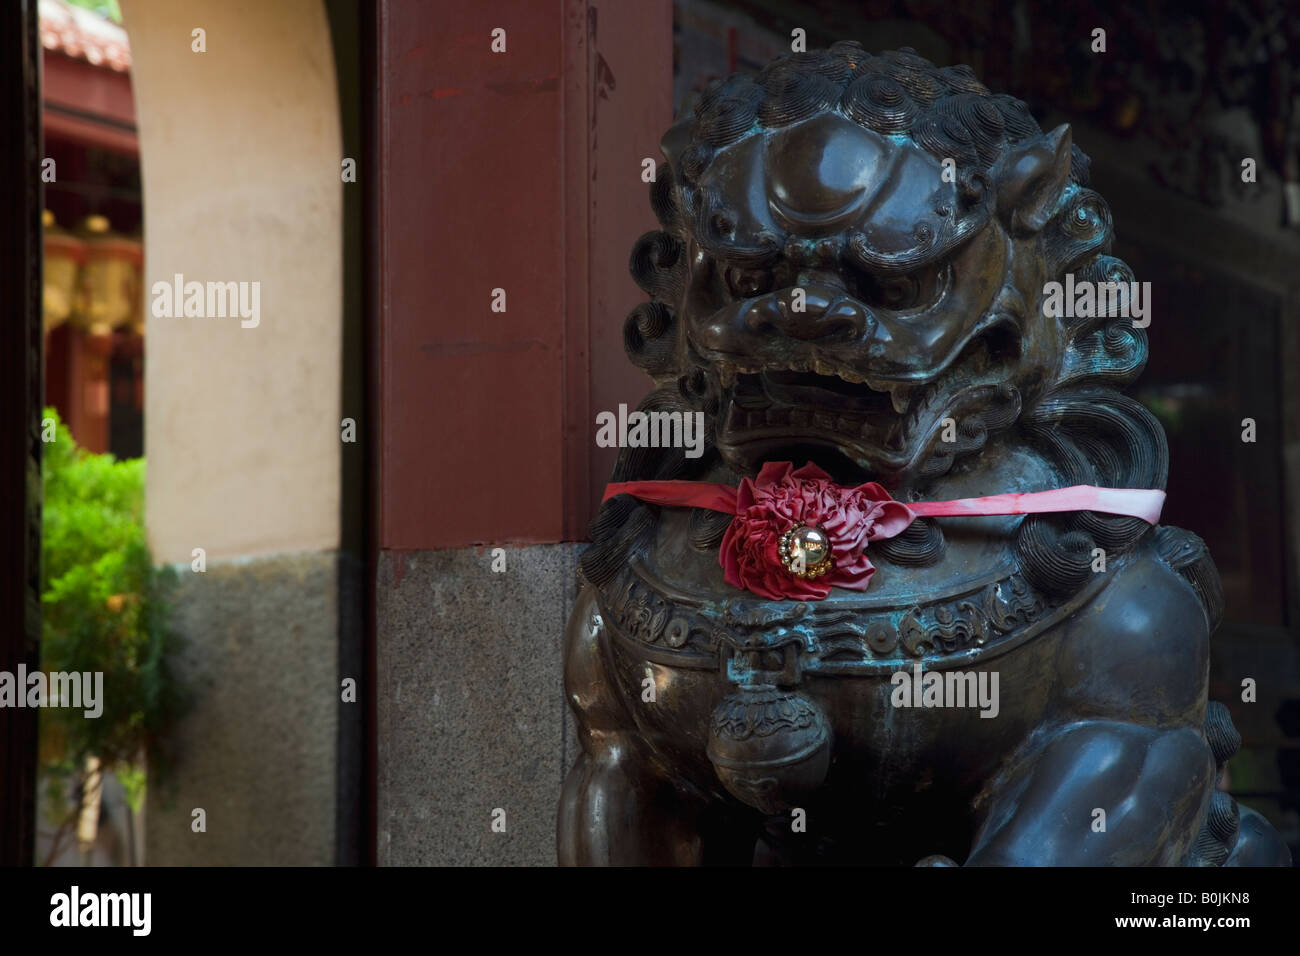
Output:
top-left (778, 524), bottom-right (834, 578)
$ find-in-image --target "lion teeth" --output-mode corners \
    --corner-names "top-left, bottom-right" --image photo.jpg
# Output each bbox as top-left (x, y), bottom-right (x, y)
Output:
top-left (713, 357), bottom-right (919, 402)
top-left (889, 385), bottom-right (914, 414)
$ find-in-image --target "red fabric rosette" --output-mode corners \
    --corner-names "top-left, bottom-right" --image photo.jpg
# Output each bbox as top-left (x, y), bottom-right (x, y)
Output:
top-left (719, 462), bottom-right (914, 600)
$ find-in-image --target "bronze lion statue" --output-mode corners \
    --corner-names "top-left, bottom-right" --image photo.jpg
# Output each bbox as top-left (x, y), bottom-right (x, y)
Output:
top-left (557, 43), bottom-right (1289, 866)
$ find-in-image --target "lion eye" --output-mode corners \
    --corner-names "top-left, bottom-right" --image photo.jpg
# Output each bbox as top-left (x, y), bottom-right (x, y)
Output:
top-left (875, 276), bottom-right (920, 310)
top-left (725, 266), bottom-right (773, 299)
top-left (856, 264), bottom-right (948, 313)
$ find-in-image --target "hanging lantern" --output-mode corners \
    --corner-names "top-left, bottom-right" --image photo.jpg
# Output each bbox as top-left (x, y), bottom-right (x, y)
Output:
top-left (75, 215), bottom-right (143, 335)
top-left (43, 210), bottom-right (86, 334)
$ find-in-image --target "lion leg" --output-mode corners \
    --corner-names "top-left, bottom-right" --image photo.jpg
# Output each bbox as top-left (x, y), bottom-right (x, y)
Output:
top-left (1188, 702), bottom-right (1293, 866)
top-left (1223, 806), bottom-right (1292, 866)
top-left (965, 720), bottom-right (1215, 865)
top-left (557, 585), bottom-right (741, 865)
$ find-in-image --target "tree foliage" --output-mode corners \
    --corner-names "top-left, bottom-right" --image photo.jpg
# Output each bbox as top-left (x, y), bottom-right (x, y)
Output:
top-left (40, 407), bottom-right (188, 819)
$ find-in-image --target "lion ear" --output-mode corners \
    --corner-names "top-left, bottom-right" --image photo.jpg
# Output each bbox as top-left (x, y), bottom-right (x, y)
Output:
top-left (993, 124), bottom-right (1072, 235)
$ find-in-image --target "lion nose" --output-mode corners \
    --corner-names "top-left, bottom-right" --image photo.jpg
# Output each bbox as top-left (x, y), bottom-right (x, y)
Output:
top-left (753, 279), bottom-right (871, 342)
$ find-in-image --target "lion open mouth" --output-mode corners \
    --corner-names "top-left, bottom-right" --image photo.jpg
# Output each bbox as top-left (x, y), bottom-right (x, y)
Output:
top-left (711, 327), bottom-right (1021, 484)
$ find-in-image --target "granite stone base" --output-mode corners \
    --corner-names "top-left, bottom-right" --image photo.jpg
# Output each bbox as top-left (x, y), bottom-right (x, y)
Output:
top-left (145, 551), bottom-right (340, 865)
top-left (375, 544), bottom-right (582, 866)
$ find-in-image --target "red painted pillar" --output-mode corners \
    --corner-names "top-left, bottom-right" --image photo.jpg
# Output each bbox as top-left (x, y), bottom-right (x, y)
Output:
top-left (64, 327), bottom-right (112, 454)
top-left (377, 0), bottom-right (673, 549)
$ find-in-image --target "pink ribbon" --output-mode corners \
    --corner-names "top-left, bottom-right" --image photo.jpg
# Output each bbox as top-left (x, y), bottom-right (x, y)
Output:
top-left (906, 485), bottom-right (1164, 525)
top-left (604, 479), bottom-right (1165, 526)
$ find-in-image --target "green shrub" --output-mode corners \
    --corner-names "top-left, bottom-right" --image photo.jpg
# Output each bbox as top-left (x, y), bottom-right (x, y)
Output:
top-left (39, 407), bottom-right (188, 859)
top-left (62, 0), bottom-right (123, 24)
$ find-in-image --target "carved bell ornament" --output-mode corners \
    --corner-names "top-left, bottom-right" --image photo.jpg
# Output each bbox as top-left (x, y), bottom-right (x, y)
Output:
top-left (706, 686), bottom-right (831, 814)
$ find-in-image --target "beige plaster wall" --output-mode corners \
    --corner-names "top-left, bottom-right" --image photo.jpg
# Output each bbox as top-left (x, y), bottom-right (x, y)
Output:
top-left (120, 0), bottom-right (345, 865)
top-left (123, 0), bottom-right (342, 563)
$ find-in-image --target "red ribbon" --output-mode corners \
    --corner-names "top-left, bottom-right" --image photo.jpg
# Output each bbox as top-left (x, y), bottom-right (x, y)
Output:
top-left (602, 463), bottom-right (1164, 600)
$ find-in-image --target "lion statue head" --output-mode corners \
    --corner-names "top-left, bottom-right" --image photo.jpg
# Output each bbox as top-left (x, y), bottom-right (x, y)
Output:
top-left (588, 44), bottom-right (1168, 602)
